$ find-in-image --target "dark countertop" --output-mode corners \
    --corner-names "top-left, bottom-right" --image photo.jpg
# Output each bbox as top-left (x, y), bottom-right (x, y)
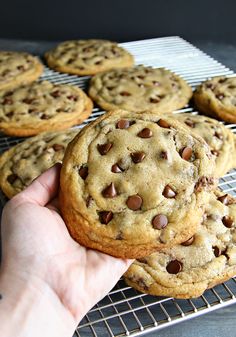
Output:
top-left (0, 37), bottom-right (236, 337)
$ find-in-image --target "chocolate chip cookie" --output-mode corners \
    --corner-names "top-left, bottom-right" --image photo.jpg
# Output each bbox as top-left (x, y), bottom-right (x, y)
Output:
top-left (88, 65), bottom-right (192, 113)
top-left (124, 190), bottom-right (236, 298)
top-left (60, 110), bottom-right (216, 259)
top-left (45, 40), bottom-right (134, 75)
top-left (0, 51), bottom-right (43, 91)
top-left (194, 76), bottom-right (236, 123)
top-left (0, 80), bottom-right (93, 136)
top-left (172, 113), bottom-right (236, 177)
top-left (0, 129), bottom-right (78, 198)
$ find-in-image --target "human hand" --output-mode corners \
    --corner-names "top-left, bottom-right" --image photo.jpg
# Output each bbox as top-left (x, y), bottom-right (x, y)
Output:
top-left (0, 163), bottom-right (132, 337)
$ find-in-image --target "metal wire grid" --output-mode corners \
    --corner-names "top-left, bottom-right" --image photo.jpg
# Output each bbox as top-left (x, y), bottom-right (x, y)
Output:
top-left (1, 36), bottom-right (236, 336)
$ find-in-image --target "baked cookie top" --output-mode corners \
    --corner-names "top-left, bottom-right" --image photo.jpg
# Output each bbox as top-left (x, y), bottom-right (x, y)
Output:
top-left (0, 80), bottom-right (93, 136)
top-left (124, 190), bottom-right (236, 299)
top-left (172, 113), bottom-right (236, 177)
top-left (88, 65), bottom-right (192, 113)
top-left (45, 39), bottom-right (134, 75)
top-left (0, 129), bottom-right (78, 198)
top-left (0, 51), bottom-right (43, 91)
top-left (60, 110), bottom-right (216, 259)
top-left (194, 76), bottom-right (236, 123)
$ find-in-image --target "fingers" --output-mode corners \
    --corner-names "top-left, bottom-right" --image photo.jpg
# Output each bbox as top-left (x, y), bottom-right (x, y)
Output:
top-left (19, 163), bottom-right (62, 206)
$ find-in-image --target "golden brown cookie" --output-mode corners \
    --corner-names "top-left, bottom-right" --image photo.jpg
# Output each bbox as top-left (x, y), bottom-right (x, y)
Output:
top-left (88, 65), bottom-right (192, 113)
top-left (0, 51), bottom-right (43, 91)
top-left (60, 110), bottom-right (216, 259)
top-left (171, 113), bottom-right (236, 177)
top-left (45, 39), bottom-right (134, 75)
top-left (194, 76), bottom-right (236, 123)
top-left (124, 190), bottom-right (236, 299)
top-left (0, 129), bottom-right (78, 198)
top-left (0, 80), bottom-right (93, 136)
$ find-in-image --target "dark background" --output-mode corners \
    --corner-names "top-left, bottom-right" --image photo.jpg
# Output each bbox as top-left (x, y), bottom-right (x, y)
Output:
top-left (0, 0), bottom-right (235, 43)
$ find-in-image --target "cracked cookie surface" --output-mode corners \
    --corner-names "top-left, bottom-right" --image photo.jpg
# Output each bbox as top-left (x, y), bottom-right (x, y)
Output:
top-left (45, 39), bottom-right (134, 75)
top-left (0, 51), bottom-right (43, 91)
top-left (60, 110), bottom-right (216, 258)
top-left (0, 80), bottom-right (93, 136)
top-left (194, 76), bottom-right (236, 123)
top-left (88, 65), bottom-right (192, 113)
top-left (0, 129), bottom-right (78, 198)
top-left (124, 190), bottom-right (236, 298)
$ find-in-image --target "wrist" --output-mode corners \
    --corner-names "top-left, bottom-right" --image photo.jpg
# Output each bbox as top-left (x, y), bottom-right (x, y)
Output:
top-left (0, 267), bottom-right (77, 337)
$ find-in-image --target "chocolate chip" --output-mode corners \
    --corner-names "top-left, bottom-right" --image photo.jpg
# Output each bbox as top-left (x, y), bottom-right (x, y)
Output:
top-left (52, 144), bottom-right (65, 151)
top-left (6, 111), bottom-right (14, 118)
top-left (152, 214), bottom-right (168, 229)
top-left (97, 142), bottom-right (113, 155)
top-left (99, 211), bottom-right (113, 224)
top-left (116, 119), bottom-right (130, 129)
top-left (184, 118), bottom-right (195, 128)
top-left (7, 174), bottom-right (18, 184)
top-left (95, 61), bottom-right (102, 65)
top-left (22, 98), bottom-right (34, 104)
top-left (67, 95), bottom-right (78, 101)
top-left (162, 185), bottom-right (176, 198)
top-left (195, 176), bottom-right (215, 192)
top-left (17, 65), bottom-right (25, 71)
top-left (131, 151), bottom-right (146, 163)
top-left (116, 232), bottom-right (123, 240)
top-left (216, 93), bottom-right (225, 100)
top-left (228, 85), bottom-right (236, 89)
top-left (120, 91), bottom-right (131, 96)
top-left (211, 149), bottom-right (219, 156)
top-left (222, 216), bottom-right (234, 228)
top-left (153, 81), bottom-right (160, 86)
top-left (157, 119), bottom-right (170, 128)
top-left (137, 75), bottom-right (145, 79)
top-left (41, 114), bottom-right (50, 120)
top-left (79, 166), bottom-right (88, 180)
top-left (0, 294), bottom-right (2, 300)
top-left (138, 83), bottom-right (145, 88)
top-left (218, 194), bottom-right (230, 205)
top-left (160, 151), bottom-right (168, 159)
top-left (213, 246), bottom-right (221, 257)
top-left (181, 236), bottom-right (195, 246)
top-left (2, 97), bottom-right (13, 105)
top-left (102, 183), bottom-right (117, 198)
top-left (180, 147), bottom-right (192, 161)
top-left (214, 131), bottom-right (223, 140)
top-left (206, 83), bottom-right (215, 90)
top-left (51, 90), bottom-right (61, 98)
top-left (111, 163), bottom-right (123, 173)
top-left (137, 128), bottom-right (153, 138)
top-left (107, 86), bottom-right (115, 90)
top-left (150, 97), bottom-right (160, 103)
top-left (222, 248), bottom-right (229, 259)
top-left (166, 260), bottom-right (183, 274)
top-left (126, 194), bottom-right (143, 210)
top-left (219, 78), bottom-right (227, 83)
top-left (86, 196), bottom-right (92, 207)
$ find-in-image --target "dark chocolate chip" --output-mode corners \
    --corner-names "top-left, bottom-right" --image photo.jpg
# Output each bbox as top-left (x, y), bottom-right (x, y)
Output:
top-left (181, 236), bottom-right (195, 246)
top-left (166, 260), bottom-right (183, 274)
top-left (131, 151), bottom-right (146, 163)
top-left (157, 119), bottom-right (170, 128)
top-left (126, 194), bottom-right (143, 210)
top-left (160, 151), bottom-right (168, 159)
top-left (150, 97), bottom-right (160, 103)
top-left (7, 174), bottom-right (18, 184)
top-left (111, 163), bottom-right (123, 173)
top-left (180, 147), bottom-right (192, 161)
top-left (213, 246), bottom-right (221, 257)
top-left (102, 183), bottom-right (117, 198)
top-left (137, 75), bottom-right (145, 79)
top-left (99, 211), bottom-right (113, 224)
top-left (95, 61), bottom-right (102, 65)
top-left (211, 149), bottom-right (219, 156)
top-left (214, 131), bottom-right (223, 140)
top-left (41, 114), bottom-right (50, 120)
top-left (79, 166), bottom-right (88, 180)
top-left (222, 215), bottom-right (234, 228)
top-left (152, 214), bottom-right (168, 229)
top-left (137, 128), bottom-right (153, 138)
top-left (116, 119), bottom-right (130, 129)
top-left (219, 78), bottom-right (227, 83)
top-left (22, 98), bottom-right (34, 104)
top-left (6, 111), bottom-right (14, 118)
top-left (120, 91), bottom-right (131, 96)
top-left (52, 144), bottom-right (65, 151)
top-left (228, 85), bottom-right (236, 89)
top-left (97, 142), bottom-right (113, 155)
top-left (218, 194), bottom-right (230, 205)
top-left (162, 185), bottom-right (176, 198)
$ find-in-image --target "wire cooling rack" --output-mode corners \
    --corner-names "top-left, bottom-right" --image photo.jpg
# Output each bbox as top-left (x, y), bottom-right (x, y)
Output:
top-left (1, 36), bottom-right (236, 336)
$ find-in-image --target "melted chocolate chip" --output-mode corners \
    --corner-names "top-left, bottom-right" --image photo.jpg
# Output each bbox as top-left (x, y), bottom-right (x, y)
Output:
top-left (79, 166), bottom-right (88, 180)
top-left (166, 260), bottom-right (183, 274)
top-left (97, 143), bottom-right (113, 155)
top-left (152, 214), bottom-right (168, 229)
top-left (213, 246), bottom-right (221, 257)
top-left (218, 194), bottom-right (230, 205)
top-left (111, 163), bottom-right (123, 173)
top-left (120, 91), bottom-right (131, 96)
top-left (116, 119), bottom-right (130, 129)
top-left (7, 174), bottom-right (18, 184)
top-left (52, 144), bottom-right (65, 151)
top-left (157, 119), bottom-right (170, 128)
top-left (102, 183), bottom-right (117, 198)
top-left (160, 151), bottom-right (168, 159)
top-left (131, 151), bottom-right (146, 163)
top-left (181, 236), bottom-right (195, 246)
top-left (126, 194), bottom-right (143, 210)
top-left (99, 211), bottom-right (113, 224)
top-left (137, 128), bottom-right (153, 138)
top-left (162, 185), bottom-right (176, 198)
top-left (180, 147), bottom-right (192, 161)
top-left (222, 216), bottom-right (234, 228)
